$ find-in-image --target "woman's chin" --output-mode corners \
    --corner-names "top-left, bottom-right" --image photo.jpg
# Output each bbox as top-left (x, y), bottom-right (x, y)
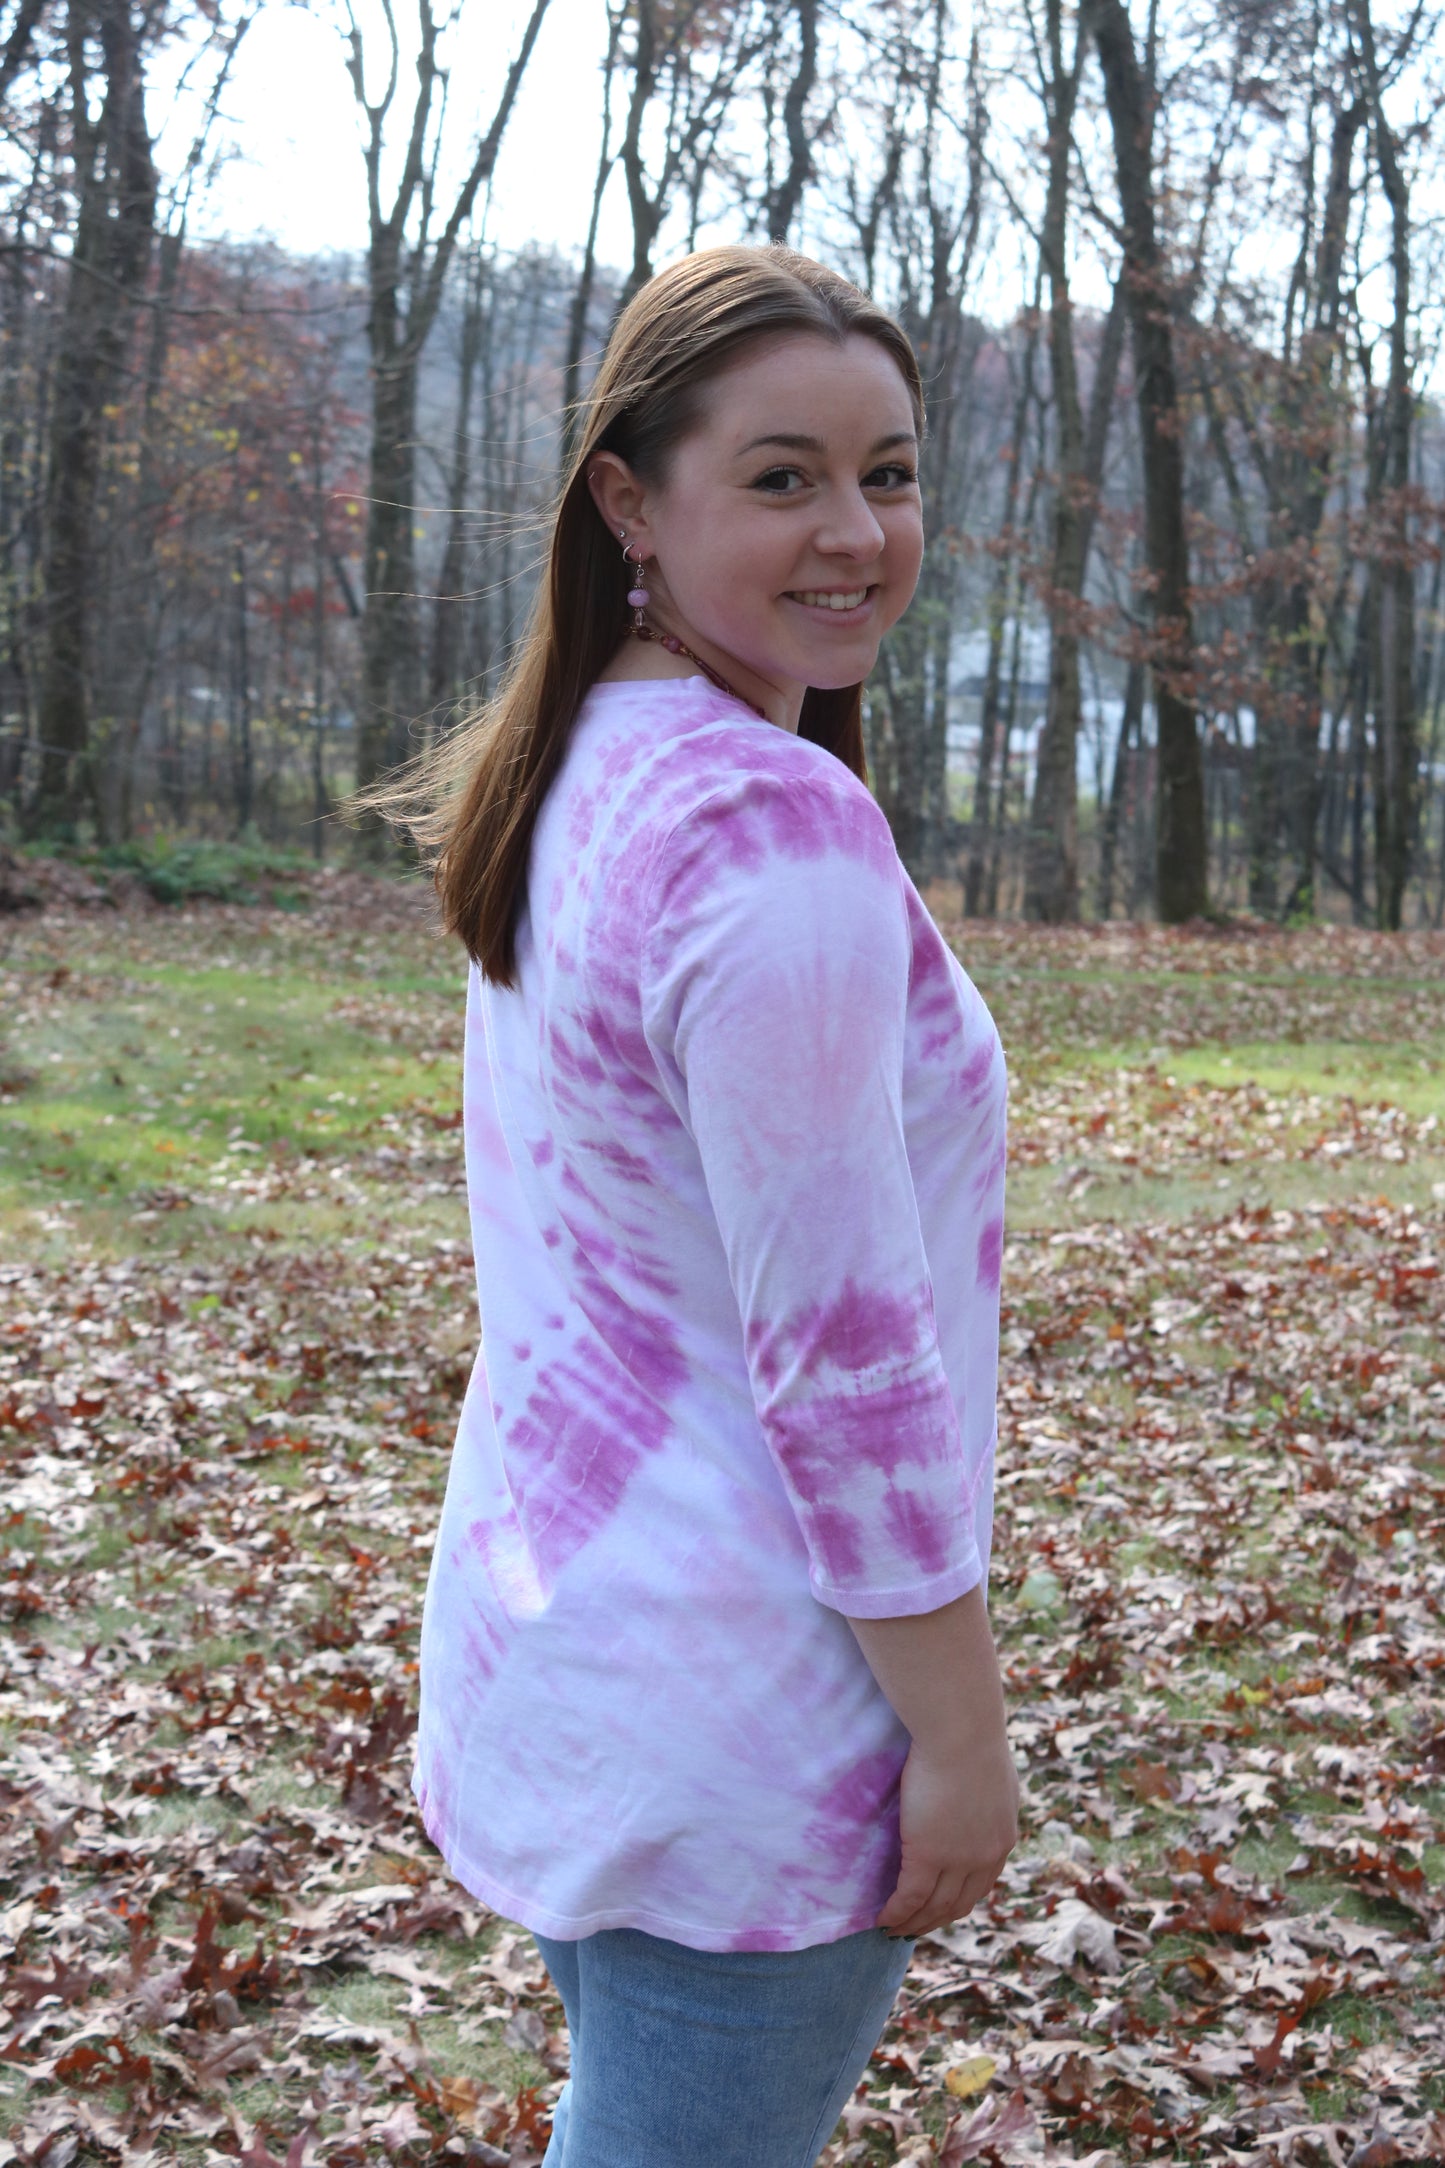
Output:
top-left (802, 644), bottom-right (881, 692)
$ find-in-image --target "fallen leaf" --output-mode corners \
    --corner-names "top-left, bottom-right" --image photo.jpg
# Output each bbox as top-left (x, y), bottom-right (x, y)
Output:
top-left (943, 2052), bottom-right (997, 2099)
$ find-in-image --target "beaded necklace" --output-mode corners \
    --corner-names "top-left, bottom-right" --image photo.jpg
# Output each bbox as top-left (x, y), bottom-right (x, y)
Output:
top-left (624, 621), bottom-right (768, 722)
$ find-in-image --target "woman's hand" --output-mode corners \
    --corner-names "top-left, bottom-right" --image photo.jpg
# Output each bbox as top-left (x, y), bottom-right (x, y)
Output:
top-left (874, 1734), bottom-right (1019, 1938)
top-left (845, 1583), bottom-right (1019, 1940)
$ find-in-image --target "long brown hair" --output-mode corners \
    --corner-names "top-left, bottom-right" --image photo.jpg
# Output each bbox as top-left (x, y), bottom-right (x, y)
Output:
top-left (362, 244), bottom-right (924, 985)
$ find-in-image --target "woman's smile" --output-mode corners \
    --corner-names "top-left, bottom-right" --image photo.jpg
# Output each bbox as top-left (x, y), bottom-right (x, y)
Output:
top-left (783, 584), bottom-right (877, 620)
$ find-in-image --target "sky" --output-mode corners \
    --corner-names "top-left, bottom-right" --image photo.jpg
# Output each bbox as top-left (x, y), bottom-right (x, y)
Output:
top-left (152, 0), bottom-right (635, 269)
top-left (146, 0), bottom-right (1438, 390)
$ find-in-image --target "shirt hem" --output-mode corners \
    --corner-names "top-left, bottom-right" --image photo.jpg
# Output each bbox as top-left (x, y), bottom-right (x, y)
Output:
top-left (410, 1770), bottom-right (886, 1953)
top-left (809, 1551), bottom-right (982, 1620)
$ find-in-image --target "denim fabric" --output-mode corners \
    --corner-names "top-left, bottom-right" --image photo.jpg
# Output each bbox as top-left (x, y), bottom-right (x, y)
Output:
top-left (533, 1924), bottom-right (914, 2168)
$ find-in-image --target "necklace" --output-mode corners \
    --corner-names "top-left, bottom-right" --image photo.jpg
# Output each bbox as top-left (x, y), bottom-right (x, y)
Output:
top-left (626, 621), bottom-right (767, 720)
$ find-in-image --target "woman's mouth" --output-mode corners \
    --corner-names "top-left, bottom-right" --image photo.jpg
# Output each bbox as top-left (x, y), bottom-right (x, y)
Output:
top-left (784, 586), bottom-right (875, 616)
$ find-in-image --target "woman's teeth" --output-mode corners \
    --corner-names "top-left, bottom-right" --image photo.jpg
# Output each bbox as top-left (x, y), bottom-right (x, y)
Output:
top-left (790, 588), bottom-right (869, 611)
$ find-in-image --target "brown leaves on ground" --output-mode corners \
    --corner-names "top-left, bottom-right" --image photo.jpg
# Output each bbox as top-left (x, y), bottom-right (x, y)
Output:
top-left (2, 903), bottom-right (1443, 2165)
top-left (827, 1189), bottom-right (1443, 2166)
top-left (0, 1235), bottom-right (559, 2163)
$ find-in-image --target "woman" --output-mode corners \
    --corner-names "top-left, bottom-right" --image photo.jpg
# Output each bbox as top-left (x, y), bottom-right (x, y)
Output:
top-left (397, 245), bottom-right (1017, 2167)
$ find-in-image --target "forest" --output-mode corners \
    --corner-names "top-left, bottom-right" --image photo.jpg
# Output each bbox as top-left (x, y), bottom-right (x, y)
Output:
top-left (1, 0), bottom-right (1443, 927)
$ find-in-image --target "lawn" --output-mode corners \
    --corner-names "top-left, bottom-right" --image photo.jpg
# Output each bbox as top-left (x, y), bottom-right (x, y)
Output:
top-left (1, 882), bottom-right (1443, 2166)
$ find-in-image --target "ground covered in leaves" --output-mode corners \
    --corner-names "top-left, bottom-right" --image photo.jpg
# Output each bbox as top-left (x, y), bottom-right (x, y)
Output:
top-left (1, 882), bottom-right (1443, 2167)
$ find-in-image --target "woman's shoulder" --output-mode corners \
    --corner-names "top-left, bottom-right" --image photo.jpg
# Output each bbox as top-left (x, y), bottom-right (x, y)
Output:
top-left (564, 678), bottom-right (901, 917)
top-left (624, 708), bottom-right (899, 912)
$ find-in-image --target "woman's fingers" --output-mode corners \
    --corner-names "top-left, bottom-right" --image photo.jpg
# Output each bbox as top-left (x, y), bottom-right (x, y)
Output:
top-left (881, 1872), bottom-right (965, 1939)
top-left (877, 1846), bottom-right (1012, 1939)
top-left (875, 1864), bottom-right (946, 1934)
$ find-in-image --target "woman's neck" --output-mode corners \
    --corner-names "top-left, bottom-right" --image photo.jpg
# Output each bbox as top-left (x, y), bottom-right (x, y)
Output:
top-left (596, 633), bottom-right (799, 732)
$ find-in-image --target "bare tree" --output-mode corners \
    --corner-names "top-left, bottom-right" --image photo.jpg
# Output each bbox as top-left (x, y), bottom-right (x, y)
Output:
top-left (560, 0), bottom-right (627, 471)
top-left (615, 0), bottom-right (772, 308)
top-left (429, 242), bottom-right (487, 717)
top-left (344, 0), bottom-right (551, 812)
top-left (765, 0), bottom-right (819, 240)
top-left (28, 0), bottom-right (158, 836)
top-left (964, 284), bottom-right (1042, 917)
top-left (1087, 0), bottom-right (1207, 921)
top-left (1022, 0), bottom-right (1088, 922)
top-left (1350, 0), bottom-right (1421, 928)
top-left (846, 0), bottom-right (988, 880)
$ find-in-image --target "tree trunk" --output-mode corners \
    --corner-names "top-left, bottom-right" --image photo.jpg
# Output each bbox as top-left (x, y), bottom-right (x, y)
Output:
top-left (888, 648), bottom-right (924, 875)
top-left (310, 406), bottom-right (330, 858)
top-left (766, 0), bottom-right (818, 240)
top-left (1087, 0), bottom-right (1206, 921)
top-left (346, 0), bottom-right (550, 828)
top-left (1098, 657), bottom-right (1143, 918)
top-left (356, 198), bottom-right (423, 798)
top-left (114, 218), bottom-right (184, 842)
top-left (28, 0), bottom-right (156, 837)
top-left (1349, 647), bottom-right (1369, 925)
top-left (618, 0), bottom-right (663, 307)
top-left (1352, 0), bottom-right (1416, 929)
top-left (964, 290), bottom-right (1041, 917)
top-left (1024, 0), bottom-right (1085, 923)
top-left (989, 606), bottom-right (1027, 915)
top-left (1250, 90), bottom-right (1365, 921)
top-left (429, 249), bottom-right (486, 716)
top-left (560, 2), bottom-right (624, 472)
top-left (1280, 95), bottom-right (1363, 918)
top-left (230, 539), bottom-right (253, 834)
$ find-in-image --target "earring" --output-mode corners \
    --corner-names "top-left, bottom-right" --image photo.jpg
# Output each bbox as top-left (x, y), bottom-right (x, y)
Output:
top-left (621, 533), bottom-right (651, 628)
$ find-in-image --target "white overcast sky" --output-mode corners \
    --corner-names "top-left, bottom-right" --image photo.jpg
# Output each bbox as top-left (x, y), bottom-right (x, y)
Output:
top-left (152, 0), bottom-right (642, 267)
top-left (147, 0), bottom-right (1439, 391)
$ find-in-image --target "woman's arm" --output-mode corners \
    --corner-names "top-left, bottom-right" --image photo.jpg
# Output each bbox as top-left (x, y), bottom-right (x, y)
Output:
top-left (846, 1586), bottom-right (1019, 1937)
top-left (643, 769), bottom-right (1013, 1936)
top-left (644, 774), bottom-right (986, 1618)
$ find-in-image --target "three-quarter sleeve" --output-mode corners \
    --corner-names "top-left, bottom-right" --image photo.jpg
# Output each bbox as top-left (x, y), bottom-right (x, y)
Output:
top-left (640, 767), bottom-right (983, 1618)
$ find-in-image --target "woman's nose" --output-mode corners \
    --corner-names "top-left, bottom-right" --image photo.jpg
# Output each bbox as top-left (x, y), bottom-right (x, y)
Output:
top-left (817, 489), bottom-right (887, 561)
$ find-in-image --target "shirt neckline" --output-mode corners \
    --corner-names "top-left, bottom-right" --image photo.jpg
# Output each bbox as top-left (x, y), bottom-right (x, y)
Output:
top-left (583, 674), bottom-right (790, 733)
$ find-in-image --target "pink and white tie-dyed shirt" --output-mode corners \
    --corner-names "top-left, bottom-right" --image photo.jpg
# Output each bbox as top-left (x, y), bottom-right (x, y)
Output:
top-left (412, 675), bottom-right (1007, 1953)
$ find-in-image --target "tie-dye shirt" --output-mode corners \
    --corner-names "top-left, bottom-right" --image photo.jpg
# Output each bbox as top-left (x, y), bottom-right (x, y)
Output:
top-left (412, 675), bottom-right (1007, 1953)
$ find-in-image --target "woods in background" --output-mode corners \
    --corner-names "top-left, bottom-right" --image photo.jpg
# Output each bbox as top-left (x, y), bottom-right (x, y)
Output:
top-left (1, 0), bottom-right (1442, 925)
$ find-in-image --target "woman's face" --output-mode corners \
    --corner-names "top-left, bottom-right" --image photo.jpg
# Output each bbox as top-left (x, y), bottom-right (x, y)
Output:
top-left (590, 331), bottom-right (924, 729)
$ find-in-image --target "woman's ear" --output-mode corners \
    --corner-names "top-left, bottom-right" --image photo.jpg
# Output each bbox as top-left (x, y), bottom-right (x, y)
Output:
top-left (586, 452), bottom-right (652, 556)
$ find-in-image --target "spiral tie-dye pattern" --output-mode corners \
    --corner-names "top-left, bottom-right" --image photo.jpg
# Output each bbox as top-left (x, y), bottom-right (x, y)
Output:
top-left (413, 678), bottom-right (1007, 1951)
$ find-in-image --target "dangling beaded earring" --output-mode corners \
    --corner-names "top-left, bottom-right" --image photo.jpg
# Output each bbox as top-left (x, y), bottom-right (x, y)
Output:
top-left (621, 530), bottom-right (651, 629)
top-left (615, 525), bottom-right (766, 719)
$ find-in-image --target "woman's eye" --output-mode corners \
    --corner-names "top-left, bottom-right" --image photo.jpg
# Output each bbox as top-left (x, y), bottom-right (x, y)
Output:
top-left (752, 466), bottom-right (806, 494)
top-left (867, 463), bottom-right (918, 490)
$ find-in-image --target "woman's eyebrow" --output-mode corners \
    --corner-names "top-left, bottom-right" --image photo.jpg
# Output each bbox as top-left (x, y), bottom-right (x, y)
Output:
top-left (734, 429), bottom-right (918, 459)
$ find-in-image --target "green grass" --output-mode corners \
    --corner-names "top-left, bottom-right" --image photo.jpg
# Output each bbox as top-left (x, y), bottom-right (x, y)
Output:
top-left (0, 911), bottom-right (467, 1261)
top-left (1135, 1038), bottom-right (1445, 1118)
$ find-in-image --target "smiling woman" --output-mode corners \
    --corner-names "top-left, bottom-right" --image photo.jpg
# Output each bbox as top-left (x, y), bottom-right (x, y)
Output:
top-left (360, 246), bottom-right (1017, 2168)
top-left (585, 335), bottom-right (924, 723)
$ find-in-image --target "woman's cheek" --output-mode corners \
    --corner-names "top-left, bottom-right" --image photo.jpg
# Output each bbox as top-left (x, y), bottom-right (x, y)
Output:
top-left (890, 532), bottom-right (926, 618)
top-left (882, 567), bottom-right (922, 633)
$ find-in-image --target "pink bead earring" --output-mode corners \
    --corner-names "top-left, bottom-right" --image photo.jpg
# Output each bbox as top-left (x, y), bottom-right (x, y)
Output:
top-left (620, 529), bottom-right (651, 628)
top-left (612, 524), bottom-right (764, 716)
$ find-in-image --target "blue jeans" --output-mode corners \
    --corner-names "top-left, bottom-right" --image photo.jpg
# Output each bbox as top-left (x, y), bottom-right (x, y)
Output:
top-left (533, 1925), bottom-right (914, 2168)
